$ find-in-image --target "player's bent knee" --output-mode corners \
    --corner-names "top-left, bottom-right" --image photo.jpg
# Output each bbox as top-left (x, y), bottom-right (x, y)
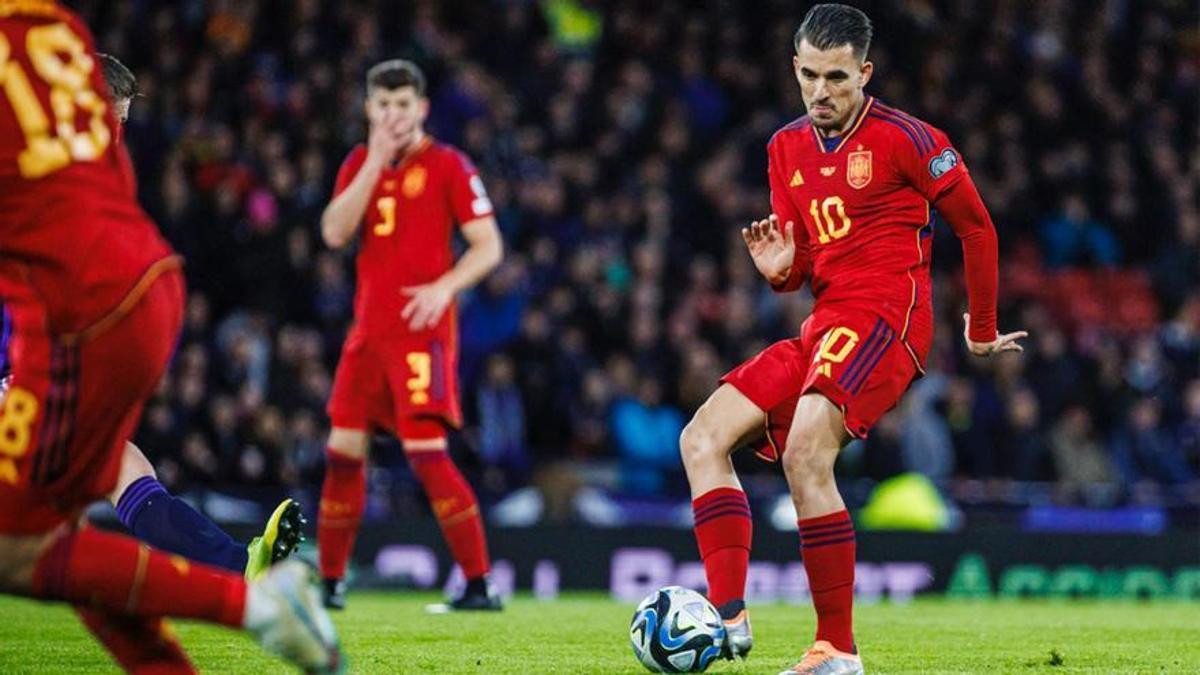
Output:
top-left (327, 427), bottom-right (369, 460)
top-left (782, 437), bottom-right (838, 483)
top-left (679, 420), bottom-right (720, 466)
top-left (120, 442), bottom-right (156, 478)
top-left (109, 442), bottom-right (156, 504)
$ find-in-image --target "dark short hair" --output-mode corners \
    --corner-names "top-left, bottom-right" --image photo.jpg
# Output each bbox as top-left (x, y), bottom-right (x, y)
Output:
top-left (366, 59), bottom-right (426, 95)
top-left (794, 4), bottom-right (873, 61)
top-left (97, 53), bottom-right (137, 100)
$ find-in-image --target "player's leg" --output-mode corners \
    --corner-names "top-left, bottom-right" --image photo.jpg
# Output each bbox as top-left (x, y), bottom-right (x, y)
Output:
top-left (686, 337), bottom-right (809, 659)
top-left (0, 525), bottom-right (340, 672)
top-left (679, 382), bottom-right (765, 657)
top-left (74, 607), bottom-right (194, 674)
top-left (317, 426), bottom-right (369, 609)
top-left (24, 267), bottom-right (340, 669)
top-left (319, 331), bottom-right (387, 608)
top-left (679, 383), bottom-right (765, 498)
top-left (386, 334), bottom-right (498, 611)
top-left (110, 442), bottom-right (304, 580)
top-left (402, 418), bottom-right (499, 611)
top-left (779, 393), bottom-right (862, 675)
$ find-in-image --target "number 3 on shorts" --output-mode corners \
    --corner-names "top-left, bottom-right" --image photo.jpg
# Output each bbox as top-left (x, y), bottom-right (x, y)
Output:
top-left (0, 386), bottom-right (39, 484)
top-left (406, 352), bottom-right (431, 405)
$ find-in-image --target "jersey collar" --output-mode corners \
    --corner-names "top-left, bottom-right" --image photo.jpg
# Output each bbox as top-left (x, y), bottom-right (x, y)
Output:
top-left (810, 96), bottom-right (875, 154)
top-left (388, 136), bottom-right (433, 171)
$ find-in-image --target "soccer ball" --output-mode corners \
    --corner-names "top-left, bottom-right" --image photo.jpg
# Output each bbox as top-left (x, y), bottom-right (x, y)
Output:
top-left (629, 586), bottom-right (726, 673)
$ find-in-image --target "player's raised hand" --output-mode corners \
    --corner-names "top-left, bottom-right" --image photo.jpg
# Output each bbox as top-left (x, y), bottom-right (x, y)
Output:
top-left (963, 313), bottom-right (1028, 356)
top-left (742, 214), bottom-right (795, 285)
top-left (365, 107), bottom-right (406, 167)
top-left (401, 280), bottom-right (455, 331)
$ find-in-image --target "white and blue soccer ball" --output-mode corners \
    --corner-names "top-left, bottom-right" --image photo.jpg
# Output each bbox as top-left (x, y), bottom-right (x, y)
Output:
top-left (629, 586), bottom-right (725, 673)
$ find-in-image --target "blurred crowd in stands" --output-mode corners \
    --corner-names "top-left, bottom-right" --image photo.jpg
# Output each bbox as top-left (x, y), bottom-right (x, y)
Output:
top-left (76, 0), bottom-right (1199, 518)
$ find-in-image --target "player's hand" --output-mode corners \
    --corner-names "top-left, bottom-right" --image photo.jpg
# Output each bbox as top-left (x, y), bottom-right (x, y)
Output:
top-left (401, 280), bottom-right (455, 331)
top-left (365, 108), bottom-right (406, 168)
top-left (963, 313), bottom-right (1028, 356)
top-left (742, 214), bottom-right (795, 285)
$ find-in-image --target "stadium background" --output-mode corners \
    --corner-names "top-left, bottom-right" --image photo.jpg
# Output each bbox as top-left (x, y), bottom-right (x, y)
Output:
top-left (70, 0), bottom-right (1197, 594)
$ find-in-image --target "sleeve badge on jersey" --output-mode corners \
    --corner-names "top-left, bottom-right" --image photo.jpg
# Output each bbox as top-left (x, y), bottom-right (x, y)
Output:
top-left (846, 150), bottom-right (873, 189)
top-left (928, 148), bottom-right (958, 179)
top-left (403, 165), bottom-right (427, 198)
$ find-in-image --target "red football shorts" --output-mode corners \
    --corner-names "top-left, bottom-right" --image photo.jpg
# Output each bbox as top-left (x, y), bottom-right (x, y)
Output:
top-left (722, 305), bottom-right (923, 461)
top-left (0, 265), bottom-right (184, 535)
top-left (327, 328), bottom-right (462, 438)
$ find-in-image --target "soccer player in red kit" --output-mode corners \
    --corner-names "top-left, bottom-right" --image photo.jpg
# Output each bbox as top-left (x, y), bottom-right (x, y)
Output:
top-left (318, 59), bottom-right (504, 611)
top-left (678, 5), bottom-right (1027, 674)
top-left (0, 2), bottom-right (340, 672)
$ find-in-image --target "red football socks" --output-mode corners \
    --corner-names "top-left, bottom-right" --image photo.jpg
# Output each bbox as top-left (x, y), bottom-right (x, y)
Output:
top-left (408, 450), bottom-right (490, 580)
top-left (692, 487), bottom-right (752, 612)
top-left (32, 526), bottom-right (245, 628)
top-left (76, 607), bottom-right (195, 674)
top-left (798, 509), bottom-right (857, 653)
top-left (317, 451), bottom-right (367, 580)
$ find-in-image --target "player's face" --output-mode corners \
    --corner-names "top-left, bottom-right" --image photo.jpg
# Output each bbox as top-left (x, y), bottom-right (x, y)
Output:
top-left (113, 97), bottom-right (131, 125)
top-left (793, 40), bottom-right (873, 133)
top-left (365, 86), bottom-right (429, 148)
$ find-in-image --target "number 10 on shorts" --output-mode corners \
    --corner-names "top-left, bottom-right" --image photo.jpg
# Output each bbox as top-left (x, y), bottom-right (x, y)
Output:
top-left (813, 327), bottom-right (860, 378)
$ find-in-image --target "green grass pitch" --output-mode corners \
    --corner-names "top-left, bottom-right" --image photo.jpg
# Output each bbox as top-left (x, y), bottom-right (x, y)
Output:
top-left (0, 592), bottom-right (1196, 673)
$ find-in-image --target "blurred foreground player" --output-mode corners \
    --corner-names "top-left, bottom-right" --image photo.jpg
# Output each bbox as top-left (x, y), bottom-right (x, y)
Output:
top-left (0, 3), bottom-right (340, 672)
top-left (96, 53), bottom-right (304, 582)
top-left (318, 59), bottom-right (504, 611)
top-left (0, 53), bottom-right (304, 582)
top-left (677, 5), bottom-right (1027, 674)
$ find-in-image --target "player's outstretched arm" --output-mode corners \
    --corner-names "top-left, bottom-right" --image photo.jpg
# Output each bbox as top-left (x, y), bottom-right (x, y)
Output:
top-left (742, 214), bottom-right (799, 287)
top-left (934, 175), bottom-right (1028, 356)
top-left (321, 110), bottom-right (405, 248)
top-left (401, 216), bottom-right (503, 330)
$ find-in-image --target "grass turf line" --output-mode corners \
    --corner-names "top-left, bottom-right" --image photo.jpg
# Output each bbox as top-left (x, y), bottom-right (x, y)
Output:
top-left (0, 592), bottom-right (1196, 673)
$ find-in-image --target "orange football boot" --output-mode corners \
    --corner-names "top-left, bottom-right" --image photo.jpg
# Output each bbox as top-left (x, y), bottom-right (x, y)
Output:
top-left (778, 640), bottom-right (864, 675)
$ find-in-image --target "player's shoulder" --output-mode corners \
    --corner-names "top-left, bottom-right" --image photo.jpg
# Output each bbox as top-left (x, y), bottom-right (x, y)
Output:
top-left (340, 143), bottom-right (368, 168)
top-left (768, 114), bottom-right (813, 149)
top-left (865, 98), bottom-right (948, 155)
top-left (426, 138), bottom-right (479, 174)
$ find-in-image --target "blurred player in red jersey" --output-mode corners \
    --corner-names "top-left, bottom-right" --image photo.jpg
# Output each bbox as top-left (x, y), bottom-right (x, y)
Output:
top-left (317, 59), bottom-right (504, 611)
top-left (678, 5), bottom-right (1027, 674)
top-left (0, 3), bottom-right (340, 672)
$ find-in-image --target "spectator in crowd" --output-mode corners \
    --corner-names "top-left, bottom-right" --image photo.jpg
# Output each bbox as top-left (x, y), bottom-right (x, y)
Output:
top-left (1040, 193), bottom-right (1121, 268)
top-left (1111, 398), bottom-right (1195, 486)
top-left (611, 378), bottom-right (685, 496)
top-left (474, 354), bottom-right (531, 494)
top-left (1051, 407), bottom-right (1117, 499)
top-left (1002, 388), bottom-right (1054, 482)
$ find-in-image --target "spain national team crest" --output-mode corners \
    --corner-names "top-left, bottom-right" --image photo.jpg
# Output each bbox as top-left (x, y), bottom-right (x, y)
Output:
top-left (403, 166), bottom-right (427, 198)
top-left (847, 150), bottom-right (872, 189)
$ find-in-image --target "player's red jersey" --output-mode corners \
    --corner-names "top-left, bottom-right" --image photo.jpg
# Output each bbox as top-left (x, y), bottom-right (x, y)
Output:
top-left (768, 96), bottom-right (969, 366)
top-left (0, 2), bottom-right (176, 337)
top-left (327, 137), bottom-right (492, 433)
top-left (0, 1), bottom-right (182, 527)
top-left (332, 138), bottom-right (494, 340)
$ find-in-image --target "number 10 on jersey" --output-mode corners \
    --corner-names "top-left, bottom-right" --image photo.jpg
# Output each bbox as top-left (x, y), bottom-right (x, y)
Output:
top-left (809, 196), bottom-right (852, 244)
